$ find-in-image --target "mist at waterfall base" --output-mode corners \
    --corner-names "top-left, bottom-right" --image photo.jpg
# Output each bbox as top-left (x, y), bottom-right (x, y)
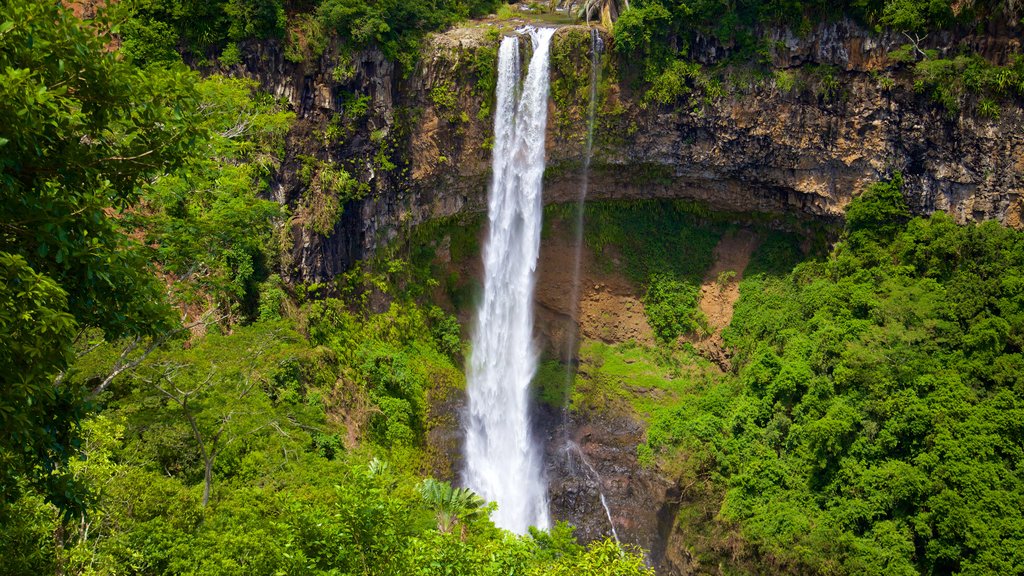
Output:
top-left (462, 27), bottom-right (555, 534)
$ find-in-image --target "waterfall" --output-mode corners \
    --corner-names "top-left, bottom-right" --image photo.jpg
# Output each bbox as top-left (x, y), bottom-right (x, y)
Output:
top-left (463, 26), bottom-right (555, 534)
top-left (557, 28), bottom-right (620, 543)
top-left (561, 28), bottom-right (603, 410)
top-left (566, 441), bottom-right (620, 543)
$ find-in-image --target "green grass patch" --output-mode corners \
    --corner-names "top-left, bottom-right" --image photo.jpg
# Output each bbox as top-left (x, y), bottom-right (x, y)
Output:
top-left (534, 359), bottom-right (571, 408)
top-left (571, 340), bottom-right (717, 417)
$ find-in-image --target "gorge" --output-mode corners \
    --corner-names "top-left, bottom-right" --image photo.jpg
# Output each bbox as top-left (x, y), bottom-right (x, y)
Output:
top-left (235, 14), bottom-right (1024, 571)
top-left (4, 2), bottom-right (1024, 575)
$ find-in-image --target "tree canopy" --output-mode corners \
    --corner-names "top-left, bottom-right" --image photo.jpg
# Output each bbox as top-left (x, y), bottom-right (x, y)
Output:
top-left (0, 0), bottom-right (203, 514)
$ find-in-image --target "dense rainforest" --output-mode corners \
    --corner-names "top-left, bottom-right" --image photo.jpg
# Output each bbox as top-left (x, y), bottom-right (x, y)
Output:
top-left (1, 0), bottom-right (1023, 574)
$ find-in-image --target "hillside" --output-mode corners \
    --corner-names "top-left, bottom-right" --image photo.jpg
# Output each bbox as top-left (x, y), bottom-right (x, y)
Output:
top-left (1, 1), bottom-right (1023, 575)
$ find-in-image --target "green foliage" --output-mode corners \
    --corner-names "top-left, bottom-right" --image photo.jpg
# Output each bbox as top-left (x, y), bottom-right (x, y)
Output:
top-left (880, 0), bottom-right (954, 33)
top-left (611, 0), bottom-right (675, 76)
top-left (910, 53), bottom-right (1024, 117)
top-left (345, 93), bottom-right (373, 119)
top-left (645, 59), bottom-right (723, 108)
top-left (284, 12), bottom-right (329, 64)
top-left (538, 538), bottom-right (656, 575)
top-left (223, 0), bottom-right (285, 42)
top-left (427, 305), bottom-right (463, 358)
top-left (318, 0), bottom-right (501, 73)
top-left (297, 156), bottom-right (368, 236)
top-left (535, 360), bottom-right (571, 408)
top-left (0, 254), bottom-right (82, 515)
top-left (641, 182), bottom-right (1024, 574)
top-left (611, 0), bottom-right (1016, 100)
top-left (120, 14), bottom-right (182, 65)
top-left (430, 81), bottom-right (462, 123)
top-left (845, 173), bottom-right (910, 243)
top-left (121, 0), bottom-right (285, 62)
top-left (469, 35), bottom-right (500, 121)
top-left (431, 82), bottom-right (459, 112)
top-left (3, 295), bottom-right (650, 574)
top-left (743, 231), bottom-right (805, 277)
top-left (582, 200), bottom-right (721, 285)
top-left (258, 274), bottom-right (288, 321)
top-left (644, 275), bottom-right (702, 342)
top-left (550, 28), bottom-right (593, 137)
top-left (419, 477), bottom-right (487, 533)
top-left (810, 64), bottom-right (844, 102)
top-left (0, 0), bottom-right (204, 515)
top-left (142, 76), bottom-right (294, 319)
top-left (497, 3), bottom-right (516, 19)
top-left (219, 42), bottom-right (243, 66)
top-left (773, 69), bottom-right (797, 93)
top-left (0, 1), bottom-right (190, 340)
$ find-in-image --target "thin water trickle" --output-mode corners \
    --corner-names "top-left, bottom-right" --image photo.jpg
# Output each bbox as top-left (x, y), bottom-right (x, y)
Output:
top-left (558, 27), bottom-right (620, 546)
top-left (565, 440), bottom-right (620, 542)
top-left (560, 28), bottom-right (602, 426)
top-left (463, 26), bottom-right (556, 534)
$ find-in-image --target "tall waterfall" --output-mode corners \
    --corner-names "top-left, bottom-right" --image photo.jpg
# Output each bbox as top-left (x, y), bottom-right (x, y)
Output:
top-left (463, 27), bottom-right (555, 534)
top-left (561, 28), bottom-right (602, 407)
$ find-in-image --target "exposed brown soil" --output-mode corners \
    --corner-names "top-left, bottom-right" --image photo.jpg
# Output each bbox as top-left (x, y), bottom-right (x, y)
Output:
top-left (326, 372), bottom-right (374, 451)
top-left (684, 229), bottom-right (760, 370)
top-left (534, 223), bottom-right (654, 358)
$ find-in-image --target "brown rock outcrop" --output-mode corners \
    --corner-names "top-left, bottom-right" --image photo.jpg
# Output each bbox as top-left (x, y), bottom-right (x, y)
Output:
top-left (227, 20), bottom-right (1022, 282)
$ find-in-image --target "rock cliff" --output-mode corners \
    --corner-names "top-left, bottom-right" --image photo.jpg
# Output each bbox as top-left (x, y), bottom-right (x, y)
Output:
top-left (228, 17), bottom-right (1022, 574)
top-left (226, 19), bottom-right (1023, 282)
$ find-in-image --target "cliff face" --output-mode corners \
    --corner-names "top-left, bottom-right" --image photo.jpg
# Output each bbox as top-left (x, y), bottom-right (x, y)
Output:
top-left (408, 21), bottom-right (1024, 232)
top-left (231, 19), bottom-right (1022, 573)
top-left (232, 20), bottom-right (1023, 282)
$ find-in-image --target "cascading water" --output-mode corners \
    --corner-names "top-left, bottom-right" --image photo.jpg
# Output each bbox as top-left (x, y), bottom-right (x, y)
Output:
top-left (463, 26), bottom-right (555, 534)
top-left (561, 28), bottom-right (603, 413)
top-left (565, 441), bottom-right (619, 543)
top-left (557, 29), bottom-right (620, 542)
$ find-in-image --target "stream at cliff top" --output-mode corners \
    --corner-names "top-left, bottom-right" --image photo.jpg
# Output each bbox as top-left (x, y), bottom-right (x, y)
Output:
top-left (463, 26), bottom-right (555, 534)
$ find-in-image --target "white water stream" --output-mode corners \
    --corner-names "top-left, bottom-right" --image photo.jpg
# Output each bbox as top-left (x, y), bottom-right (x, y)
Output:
top-left (566, 441), bottom-right (620, 542)
top-left (558, 30), bottom-right (620, 542)
top-left (463, 27), bottom-right (556, 534)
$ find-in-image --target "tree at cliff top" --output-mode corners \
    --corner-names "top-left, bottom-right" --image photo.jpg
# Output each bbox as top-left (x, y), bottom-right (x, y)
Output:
top-left (317, 0), bottom-right (501, 70)
top-left (120, 0), bottom-right (502, 69)
top-left (0, 0), bottom-right (200, 515)
top-left (120, 0), bottom-right (287, 63)
top-left (612, 0), bottom-right (1021, 82)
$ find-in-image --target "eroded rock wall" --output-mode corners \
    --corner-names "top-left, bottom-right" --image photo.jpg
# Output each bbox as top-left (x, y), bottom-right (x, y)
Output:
top-left (230, 20), bottom-right (1022, 283)
top-left (412, 22), bottom-right (1024, 236)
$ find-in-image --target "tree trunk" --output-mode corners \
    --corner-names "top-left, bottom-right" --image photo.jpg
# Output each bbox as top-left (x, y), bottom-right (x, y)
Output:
top-left (202, 456), bottom-right (213, 507)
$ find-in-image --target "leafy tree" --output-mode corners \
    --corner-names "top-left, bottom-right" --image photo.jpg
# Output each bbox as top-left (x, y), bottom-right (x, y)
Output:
top-left (845, 173), bottom-right (911, 243)
top-left (0, 0), bottom-right (199, 514)
top-left (318, 0), bottom-right (500, 71)
top-left (880, 0), bottom-right (953, 34)
top-left (120, 0), bottom-right (285, 62)
top-left (702, 185), bottom-right (1024, 574)
top-left (538, 538), bottom-right (656, 575)
top-left (644, 274), bottom-right (702, 342)
top-left (0, 255), bottom-right (79, 513)
top-left (140, 76), bottom-right (293, 319)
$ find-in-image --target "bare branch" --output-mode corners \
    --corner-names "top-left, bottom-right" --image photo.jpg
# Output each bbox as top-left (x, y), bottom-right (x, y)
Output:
top-left (91, 313), bottom-right (225, 397)
top-left (902, 31), bottom-right (929, 59)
